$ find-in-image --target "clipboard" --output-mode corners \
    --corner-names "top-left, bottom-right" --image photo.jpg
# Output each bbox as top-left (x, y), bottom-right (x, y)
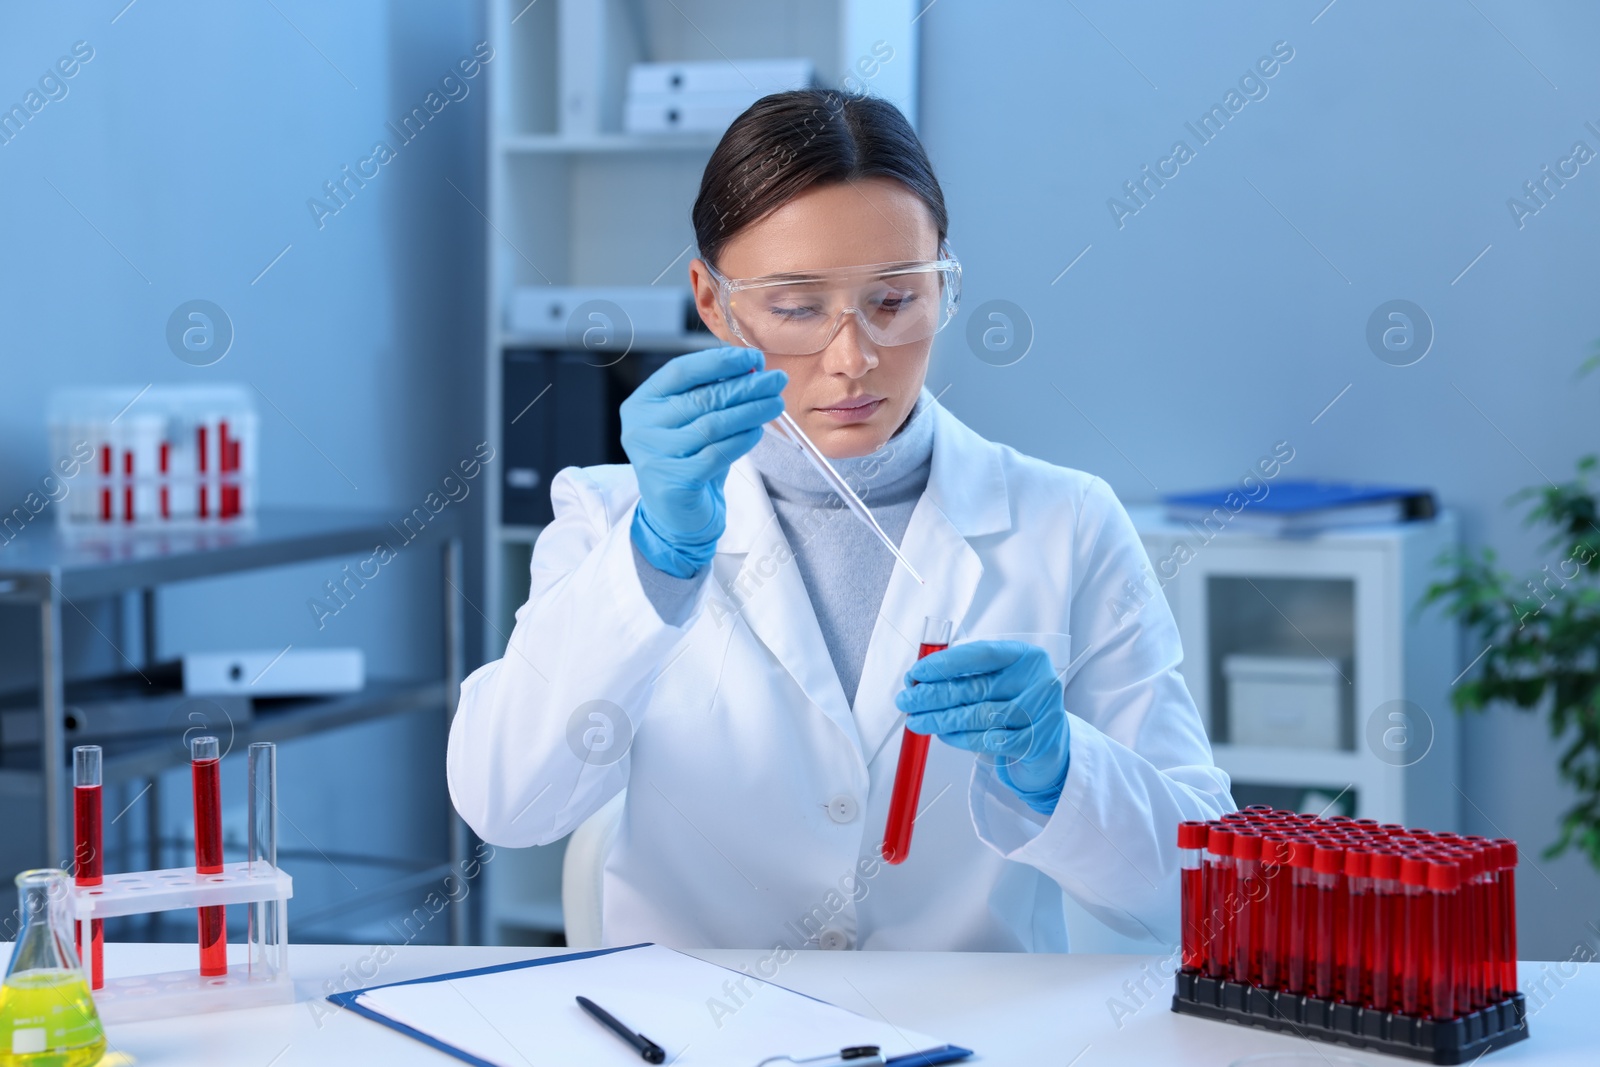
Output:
top-left (328, 943), bottom-right (973, 1066)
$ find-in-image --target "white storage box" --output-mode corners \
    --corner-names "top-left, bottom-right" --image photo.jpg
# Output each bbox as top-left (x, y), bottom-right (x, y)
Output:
top-left (1224, 654), bottom-right (1348, 750)
top-left (625, 93), bottom-right (763, 134)
top-left (623, 59), bottom-right (814, 134)
top-left (625, 58), bottom-right (814, 98)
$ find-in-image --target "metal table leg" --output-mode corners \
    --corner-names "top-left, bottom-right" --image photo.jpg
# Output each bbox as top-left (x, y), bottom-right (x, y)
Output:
top-left (443, 536), bottom-right (470, 945)
top-left (40, 577), bottom-right (66, 870)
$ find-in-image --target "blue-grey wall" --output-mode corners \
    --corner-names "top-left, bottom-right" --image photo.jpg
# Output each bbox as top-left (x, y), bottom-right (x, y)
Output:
top-left (919, 0), bottom-right (1600, 958)
top-left (0, 0), bottom-right (487, 941)
top-left (3, 0), bottom-right (1595, 961)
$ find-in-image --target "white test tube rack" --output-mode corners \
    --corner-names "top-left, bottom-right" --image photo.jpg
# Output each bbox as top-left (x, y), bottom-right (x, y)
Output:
top-left (70, 863), bottom-right (293, 1024)
top-left (68, 741), bottom-right (291, 1024)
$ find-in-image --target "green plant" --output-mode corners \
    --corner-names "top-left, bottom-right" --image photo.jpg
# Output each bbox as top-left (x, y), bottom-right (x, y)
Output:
top-left (1424, 454), bottom-right (1600, 869)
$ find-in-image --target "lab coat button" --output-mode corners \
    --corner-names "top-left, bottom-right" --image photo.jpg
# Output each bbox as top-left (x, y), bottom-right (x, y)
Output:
top-left (826, 795), bottom-right (858, 823)
top-left (818, 928), bottom-right (851, 950)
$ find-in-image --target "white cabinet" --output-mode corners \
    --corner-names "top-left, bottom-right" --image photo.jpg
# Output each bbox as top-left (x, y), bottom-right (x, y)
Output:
top-left (1129, 506), bottom-right (1460, 829)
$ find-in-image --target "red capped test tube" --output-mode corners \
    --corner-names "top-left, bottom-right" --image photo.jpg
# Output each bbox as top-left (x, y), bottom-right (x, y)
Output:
top-left (1342, 845), bottom-right (1371, 1007)
top-left (73, 745), bottom-right (104, 989)
top-left (1368, 849), bottom-right (1401, 1010)
top-left (882, 617), bottom-right (954, 865)
top-left (1462, 837), bottom-right (1497, 1007)
top-left (1202, 826), bottom-right (1235, 979)
top-left (1429, 857), bottom-right (1461, 1019)
top-left (1493, 839), bottom-right (1518, 999)
top-left (1399, 855), bottom-right (1431, 1016)
top-left (192, 735), bottom-right (227, 976)
top-left (1310, 842), bottom-right (1344, 1000)
top-left (1282, 838), bottom-right (1316, 994)
top-left (1257, 835), bottom-right (1291, 989)
top-left (1231, 832), bottom-right (1263, 985)
top-left (1452, 846), bottom-right (1483, 1011)
top-left (1177, 821), bottom-right (1209, 972)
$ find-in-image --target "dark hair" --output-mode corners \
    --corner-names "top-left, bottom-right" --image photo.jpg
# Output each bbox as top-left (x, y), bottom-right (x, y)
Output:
top-left (692, 89), bottom-right (948, 268)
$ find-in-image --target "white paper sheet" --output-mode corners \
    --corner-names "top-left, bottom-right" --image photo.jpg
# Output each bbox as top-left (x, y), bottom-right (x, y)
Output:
top-left (354, 944), bottom-right (949, 1066)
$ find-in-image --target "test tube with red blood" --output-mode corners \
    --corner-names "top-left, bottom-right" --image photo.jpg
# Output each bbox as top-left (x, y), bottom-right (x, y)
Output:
top-left (1493, 839), bottom-right (1518, 999)
top-left (1368, 849), bottom-right (1401, 1010)
top-left (1464, 845), bottom-right (1487, 1007)
top-left (1230, 831), bottom-right (1262, 984)
top-left (1467, 844), bottom-right (1491, 1009)
top-left (1201, 826), bottom-right (1235, 980)
top-left (192, 736), bottom-right (227, 976)
top-left (73, 745), bottom-right (104, 989)
top-left (1399, 854), bottom-right (1431, 1016)
top-left (1342, 845), bottom-right (1371, 1007)
top-left (1448, 846), bottom-right (1479, 1012)
top-left (1177, 821), bottom-right (1208, 972)
top-left (1282, 838), bottom-right (1316, 995)
top-left (1257, 836), bottom-right (1291, 989)
top-left (1310, 842), bottom-right (1344, 1000)
top-left (881, 617), bottom-right (954, 865)
top-left (1428, 857), bottom-right (1461, 1019)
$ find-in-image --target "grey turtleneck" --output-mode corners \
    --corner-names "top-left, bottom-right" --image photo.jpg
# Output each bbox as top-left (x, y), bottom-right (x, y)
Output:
top-left (631, 389), bottom-right (937, 707)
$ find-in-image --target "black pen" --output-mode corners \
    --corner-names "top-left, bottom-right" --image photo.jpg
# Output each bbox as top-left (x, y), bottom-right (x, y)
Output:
top-left (577, 995), bottom-right (666, 1064)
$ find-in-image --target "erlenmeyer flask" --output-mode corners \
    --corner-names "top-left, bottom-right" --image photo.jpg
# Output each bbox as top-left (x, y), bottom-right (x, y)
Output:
top-left (0, 869), bottom-right (106, 1067)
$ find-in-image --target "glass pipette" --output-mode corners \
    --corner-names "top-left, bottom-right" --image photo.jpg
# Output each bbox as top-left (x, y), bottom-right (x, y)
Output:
top-left (769, 409), bottom-right (926, 585)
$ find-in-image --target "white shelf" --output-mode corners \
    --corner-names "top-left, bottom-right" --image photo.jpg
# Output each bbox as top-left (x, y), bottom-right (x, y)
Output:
top-left (500, 332), bottom-right (712, 353)
top-left (500, 131), bottom-right (723, 154)
top-left (492, 898), bottom-right (565, 933)
top-left (498, 525), bottom-right (544, 544)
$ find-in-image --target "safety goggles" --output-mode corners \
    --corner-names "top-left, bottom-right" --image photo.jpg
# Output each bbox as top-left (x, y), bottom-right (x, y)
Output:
top-left (703, 246), bottom-right (962, 357)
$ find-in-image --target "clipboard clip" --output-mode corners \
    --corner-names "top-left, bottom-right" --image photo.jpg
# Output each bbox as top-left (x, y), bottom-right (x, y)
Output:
top-left (755, 1046), bottom-right (885, 1067)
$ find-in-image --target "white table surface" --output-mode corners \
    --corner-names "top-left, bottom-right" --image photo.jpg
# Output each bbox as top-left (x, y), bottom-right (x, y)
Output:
top-left (27, 943), bottom-right (1597, 1066)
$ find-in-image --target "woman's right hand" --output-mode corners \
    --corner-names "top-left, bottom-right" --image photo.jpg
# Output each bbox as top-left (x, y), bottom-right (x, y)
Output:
top-left (621, 346), bottom-right (788, 578)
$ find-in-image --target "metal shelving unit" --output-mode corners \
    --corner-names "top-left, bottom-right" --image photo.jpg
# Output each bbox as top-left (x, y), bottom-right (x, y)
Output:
top-left (0, 508), bottom-right (473, 944)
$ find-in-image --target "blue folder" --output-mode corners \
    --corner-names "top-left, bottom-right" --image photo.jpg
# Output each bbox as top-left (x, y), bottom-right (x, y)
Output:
top-left (327, 943), bottom-right (974, 1067)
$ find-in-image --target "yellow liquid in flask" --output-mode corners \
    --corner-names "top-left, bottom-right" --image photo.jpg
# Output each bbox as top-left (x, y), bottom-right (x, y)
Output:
top-left (0, 970), bottom-right (106, 1067)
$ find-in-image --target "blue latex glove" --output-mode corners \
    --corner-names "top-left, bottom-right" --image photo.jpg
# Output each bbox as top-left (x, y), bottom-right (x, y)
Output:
top-left (896, 640), bottom-right (1071, 815)
top-left (620, 346), bottom-right (787, 578)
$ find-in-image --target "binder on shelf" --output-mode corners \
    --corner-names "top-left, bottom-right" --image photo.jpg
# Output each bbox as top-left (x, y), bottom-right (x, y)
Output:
top-left (330, 943), bottom-right (972, 1067)
top-left (501, 351), bottom-right (674, 527)
top-left (1163, 481), bottom-right (1437, 536)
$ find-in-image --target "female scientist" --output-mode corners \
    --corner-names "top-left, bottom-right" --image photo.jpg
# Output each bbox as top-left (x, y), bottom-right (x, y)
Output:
top-left (448, 90), bottom-right (1231, 952)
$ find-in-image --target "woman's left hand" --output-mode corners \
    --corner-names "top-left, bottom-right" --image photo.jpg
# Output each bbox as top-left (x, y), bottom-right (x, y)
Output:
top-left (895, 640), bottom-right (1071, 815)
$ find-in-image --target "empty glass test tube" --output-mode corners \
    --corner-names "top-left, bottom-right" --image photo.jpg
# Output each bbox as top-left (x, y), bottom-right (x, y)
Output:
top-left (248, 742), bottom-right (280, 976)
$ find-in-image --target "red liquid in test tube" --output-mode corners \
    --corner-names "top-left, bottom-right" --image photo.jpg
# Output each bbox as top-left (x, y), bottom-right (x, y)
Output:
top-left (1177, 822), bottom-right (1208, 972)
top-left (73, 745), bottom-right (104, 989)
top-left (1399, 856), bottom-right (1431, 1016)
top-left (1310, 843), bottom-right (1344, 1000)
top-left (1495, 839), bottom-right (1518, 999)
top-left (1201, 828), bottom-right (1235, 980)
top-left (1368, 850), bottom-right (1400, 1010)
top-left (1342, 846), bottom-right (1371, 1007)
top-left (1428, 857), bottom-right (1460, 1019)
top-left (1257, 836), bottom-right (1290, 989)
top-left (1231, 832), bottom-right (1262, 985)
top-left (192, 735), bottom-right (227, 976)
top-left (1282, 839), bottom-right (1315, 994)
top-left (881, 617), bottom-right (954, 865)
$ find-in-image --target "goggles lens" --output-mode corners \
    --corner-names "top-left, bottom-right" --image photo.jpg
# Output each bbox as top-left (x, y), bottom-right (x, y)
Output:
top-left (715, 257), bottom-right (960, 357)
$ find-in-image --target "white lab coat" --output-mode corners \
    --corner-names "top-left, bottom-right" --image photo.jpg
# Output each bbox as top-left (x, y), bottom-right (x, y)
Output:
top-left (448, 401), bottom-right (1231, 952)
